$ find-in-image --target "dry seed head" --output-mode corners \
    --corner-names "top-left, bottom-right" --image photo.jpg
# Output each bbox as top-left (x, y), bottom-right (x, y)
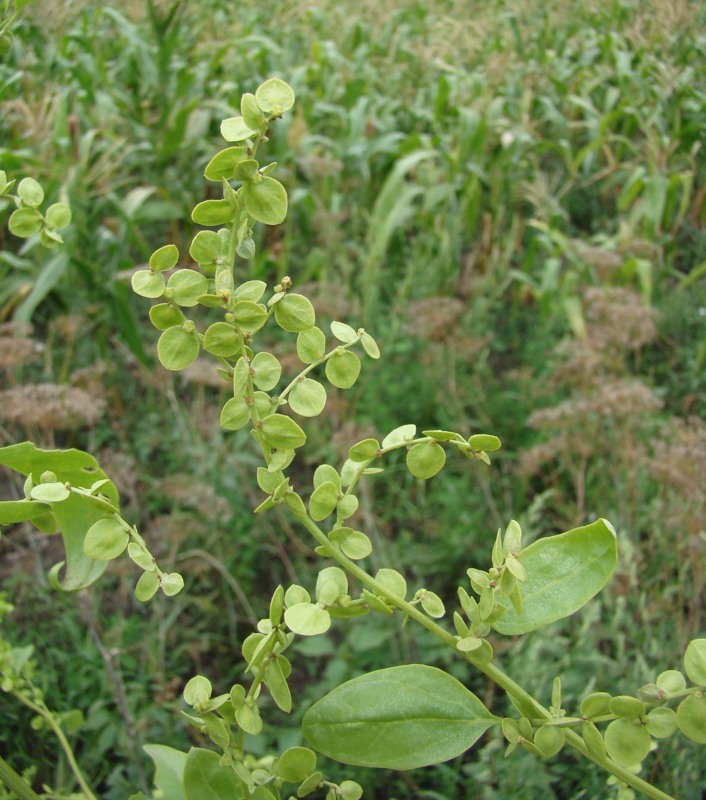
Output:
top-left (0, 383), bottom-right (105, 430)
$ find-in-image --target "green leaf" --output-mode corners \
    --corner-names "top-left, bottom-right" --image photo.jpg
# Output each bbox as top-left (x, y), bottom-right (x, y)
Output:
top-left (421, 590), bottom-right (445, 618)
top-left (221, 116), bottom-right (258, 143)
top-left (261, 414), bottom-right (306, 450)
top-left (330, 321), bottom-right (357, 343)
top-left (128, 542), bottom-right (154, 571)
top-left (184, 747), bottom-right (245, 800)
top-left (17, 177), bottom-right (44, 206)
top-left (336, 529), bottom-right (372, 560)
top-left (135, 571), bottom-right (160, 602)
top-left (581, 721), bottom-right (606, 759)
top-left (348, 439), bottom-right (380, 462)
top-left (534, 725), bottom-right (565, 758)
top-left (158, 326), bottom-right (199, 371)
top-left (184, 676), bottom-right (213, 705)
top-left (45, 202), bottom-right (72, 229)
top-left (149, 303), bottom-right (183, 330)
top-left (144, 744), bottom-right (187, 800)
top-left (234, 280), bottom-right (267, 302)
top-left (677, 695), bottom-right (706, 743)
top-left (241, 93), bottom-right (265, 130)
top-left (83, 518), bottom-right (129, 560)
top-left (645, 707), bottom-right (678, 738)
top-left (132, 269), bottom-right (166, 298)
top-left (406, 442), bottom-right (446, 479)
top-left (163, 572), bottom-right (184, 596)
top-left (150, 244), bottom-right (179, 272)
top-left (297, 327), bottom-right (326, 363)
top-left (289, 378), bottom-right (327, 417)
top-left (656, 670), bottom-right (686, 693)
top-left (468, 434), bottom-right (502, 452)
top-left (285, 603), bottom-right (331, 636)
top-left (609, 696), bottom-right (645, 720)
top-left (360, 331), bottom-right (380, 359)
top-left (167, 271), bottom-right (209, 307)
top-left (0, 444), bottom-right (119, 591)
top-left (256, 78), bottom-right (295, 115)
top-left (310, 481), bottom-right (339, 521)
top-left (220, 397), bottom-right (250, 431)
top-left (266, 658), bottom-right (292, 712)
top-left (492, 519), bottom-right (618, 635)
top-left (302, 665), bottom-right (498, 769)
top-left (203, 322), bottom-right (241, 358)
top-left (9, 207), bottom-right (43, 237)
top-left (30, 481), bottom-right (70, 503)
top-left (604, 718), bottom-right (651, 766)
top-left (274, 294), bottom-right (316, 332)
top-left (192, 200), bottom-right (234, 226)
top-left (0, 499), bottom-right (51, 525)
top-left (325, 350), bottom-right (361, 389)
top-left (231, 300), bottom-right (268, 333)
top-left (251, 351), bottom-right (282, 390)
top-left (375, 568), bottom-right (407, 599)
top-left (242, 177), bottom-right (288, 225)
top-left (382, 424), bottom-right (416, 449)
top-left (277, 746), bottom-right (316, 783)
top-left (204, 147), bottom-right (249, 180)
top-left (684, 639), bottom-right (706, 686)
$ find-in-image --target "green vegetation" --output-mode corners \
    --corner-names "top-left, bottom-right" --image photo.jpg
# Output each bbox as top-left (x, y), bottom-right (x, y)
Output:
top-left (1, 1), bottom-right (705, 799)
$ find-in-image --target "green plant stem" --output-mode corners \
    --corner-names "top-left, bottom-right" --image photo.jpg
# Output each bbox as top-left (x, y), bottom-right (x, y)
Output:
top-left (0, 755), bottom-right (41, 800)
top-left (291, 510), bottom-right (676, 800)
top-left (15, 695), bottom-right (98, 800)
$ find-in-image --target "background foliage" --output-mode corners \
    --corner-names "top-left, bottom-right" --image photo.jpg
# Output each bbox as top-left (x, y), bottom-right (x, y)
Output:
top-left (1, 0), bottom-right (705, 797)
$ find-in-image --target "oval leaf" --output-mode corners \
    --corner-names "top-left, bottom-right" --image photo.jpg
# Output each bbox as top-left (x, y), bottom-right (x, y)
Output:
top-left (83, 518), bottom-right (129, 561)
top-left (274, 293), bottom-right (316, 332)
top-left (289, 378), bottom-right (327, 417)
top-left (325, 351), bottom-right (361, 389)
top-left (284, 603), bottom-right (331, 636)
top-left (406, 442), bottom-right (446, 479)
top-left (302, 665), bottom-right (498, 769)
top-left (158, 326), bottom-right (199, 371)
top-left (492, 519), bottom-right (618, 635)
top-left (242, 177), bottom-right (287, 225)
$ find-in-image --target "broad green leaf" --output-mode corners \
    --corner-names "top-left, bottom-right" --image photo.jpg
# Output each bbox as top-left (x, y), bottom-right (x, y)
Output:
top-left (534, 725), bottom-right (565, 758)
top-left (302, 665), bottom-right (498, 769)
top-left (580, 692), bottom-right (612, 718)
top-left (128, 542), bottom-right (154, 571)
top-left (45, 203), bottom-right (72, 229)
top-left (232, 300), bottom-right (268, 333)
top-left (310, 481), bottom-right (339, 521)
top-left (420, 590), bottom-right (445, 618)
top-left (274, 294), bottom-right (316, 332)
top-left (191, 200), bottom-right (234, 226)
top-left (339, 530), bottom-right (372, 560)
top-left (677, 695), bottom-right (706, 743)
top-left (406, 442), bottom-right (446, 479)
top-left (645, 707), bottom-right (677, 738)
top-left (163, 572), bottom-right (184, 596)
top-left (241, 93), bottom-right (265, 130)
top-left (0, 499), bottom-right (50, 525)
top-left (135, 570), bottom-right (160, 602)
top-left (609, 696), bottom-right (645, 720)
top-left (132, 270), bottom-right (165, 298)
top-left (184, 675), bottom-right (212, 705)
top-left (277, 746), bottom-right (316, 783)
top-left (604, 718), bottom-right (651, 765)
top-left (375, 568), bottom-right (407, 599)
top-left (149, 244), bottom-right (179, 272)
top-left (204, 147), bottom-right (248, 180)
top-left (314, 465), bottom-right (342, 490)
top-left (265, 658), bottom-right (292, 712)
top-left (220, 397), bottom-right (250, 431)
top-left (242, 177), bottom-right (287, 225)
top-left (684, 639), bottom-right (706, 686)
top-left (0, 443), bottom-right (118, 591)
top-left (203, 322), bottom-right (241, 357)
top-left (297, 327), bottom-right (326, 363)
top-left (468, 434), bottom-right (501, 452)
top-left (184, 747), bottom-right (245, 800)
top-left (656, 670), bottom-right (686, 693)
top-left (251, 351), bottom-right (281, 390)
top-left (285, 603), bottom-right (331, 636)
top-left (149, 303), bottom-right (182, 330)
top-left (234, 280), bottom-right (267, 302)
top-left (297, 772), bottom-right (324, 797)
top-left (30, 482), bottom-right (70, 503)
top-left (492, 519), bottom-right (618, 635)
top-left (360, 331), bottom-right (380, 359)
top-left (289, 378), bottom-right (327, 417)
top-left (144, 744), bottom-right (187, 800)
top-left (9, 208), bottom-right (42, 237)
top-left (221, 116), bottom-right (257, 143)
top-left (158, 326), bottom-right (199, 371)
top-left (348, 439), bottom-right (380, 462)
top-left (581, 721), bottom-right (606, 759)
top-left (382, 424), bottom-right (416, 449)
top-left (325, 351), bottom-right (360, 389)
top-left (261, 414), bottom-right (306, 450)
top-left (167, 271), bottom-right (208, 307)
top-left (256, 78), bottom-right (295, 115)
top-left (316, 567), bottom-right (348, 603)
top-left (83, 518), bottom-right (129, 560)
top-left (17, 177), bottom-right (44, 206)
top-left (330, 321), bottom-right (357, 343)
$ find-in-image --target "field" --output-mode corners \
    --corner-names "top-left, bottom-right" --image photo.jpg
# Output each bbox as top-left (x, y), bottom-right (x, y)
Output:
top-left (1, 1), bottom-right (705, 798)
